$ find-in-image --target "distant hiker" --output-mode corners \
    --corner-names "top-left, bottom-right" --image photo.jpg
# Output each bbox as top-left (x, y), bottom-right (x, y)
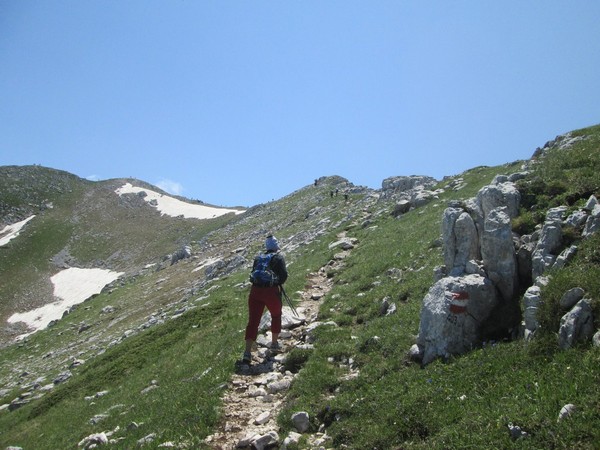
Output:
top-left (344, 193), bottom-right (349, 202)
top-left (314, 179), bottom-right (318, 186)
top-left (242, 235), bottom-right (288, 364)
top-left (330, 190), bottom-right (334, 198)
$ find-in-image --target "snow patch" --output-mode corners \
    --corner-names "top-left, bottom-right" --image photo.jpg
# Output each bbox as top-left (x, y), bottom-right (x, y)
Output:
top-left (0, 215), bottom-right (36, 247)
top-left (115, 183), bottom-right (245, 219)
top-left (7, 267), bottom-right (123, 339)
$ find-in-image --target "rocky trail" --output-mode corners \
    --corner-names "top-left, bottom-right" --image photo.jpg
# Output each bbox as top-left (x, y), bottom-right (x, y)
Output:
top-left (203, 236), bottom-right (354, 449)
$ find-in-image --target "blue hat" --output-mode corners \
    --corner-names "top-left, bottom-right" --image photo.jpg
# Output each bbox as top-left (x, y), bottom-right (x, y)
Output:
top-left (265, 235), bottom-right (279, 251)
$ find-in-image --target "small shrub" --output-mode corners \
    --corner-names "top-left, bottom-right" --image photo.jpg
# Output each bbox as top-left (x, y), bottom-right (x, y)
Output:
top-left (512, 210), bottom-right (539, 235)
top-left (283, 348), bottom-right (313, 373)
top-left (561, 224), bottom-right (581, 247)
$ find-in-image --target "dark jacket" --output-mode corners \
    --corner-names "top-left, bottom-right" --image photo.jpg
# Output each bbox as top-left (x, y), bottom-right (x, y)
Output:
top-left (252, 250), bottom-right (288, 285)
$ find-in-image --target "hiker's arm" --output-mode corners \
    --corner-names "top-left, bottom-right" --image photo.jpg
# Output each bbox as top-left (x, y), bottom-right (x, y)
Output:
top-left (273, 255), bottom-right (288, 284)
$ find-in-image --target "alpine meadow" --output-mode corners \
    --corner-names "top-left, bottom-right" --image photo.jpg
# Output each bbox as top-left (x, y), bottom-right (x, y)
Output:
top-left (1, 124), bottom-right (599, 449)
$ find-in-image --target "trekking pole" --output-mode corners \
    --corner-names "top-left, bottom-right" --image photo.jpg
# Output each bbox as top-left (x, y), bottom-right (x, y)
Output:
top-left (280, 286), bottom-right (300, 318)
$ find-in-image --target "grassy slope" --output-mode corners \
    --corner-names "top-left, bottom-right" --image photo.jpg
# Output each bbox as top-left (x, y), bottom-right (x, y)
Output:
top-left (1, 124), bottom-right (599, 448)
top-left (279, 126), bottom-right (600, 449)
top-left (0, 177), bottom-right (353, 448)
top-left (0, 174), bottom-right (235, 341)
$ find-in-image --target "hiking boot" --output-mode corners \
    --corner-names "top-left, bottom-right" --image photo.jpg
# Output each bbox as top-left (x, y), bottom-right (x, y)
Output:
top-left (267, 342), bottom-right (282, 356)
top-left (242, 351), bottom-right (252, 364)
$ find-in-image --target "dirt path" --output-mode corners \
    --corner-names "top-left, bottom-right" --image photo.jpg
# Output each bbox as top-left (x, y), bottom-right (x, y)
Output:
top-left (203, 239), bottom-right (350, 449)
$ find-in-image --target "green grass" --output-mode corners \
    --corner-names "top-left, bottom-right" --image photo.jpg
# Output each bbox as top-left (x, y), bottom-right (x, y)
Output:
top-left (0, 275), bottom-right (249, 449)
top-left (517, 123), bottom-right (600, 221)
top-left (1, 128), bottom-right (600, 449)
top-left (276, 129), bottom-right (600, 448)
top-left (0, 175), bottom-right (352, 449)
top-left (537, 232), bottom-right (600, 340)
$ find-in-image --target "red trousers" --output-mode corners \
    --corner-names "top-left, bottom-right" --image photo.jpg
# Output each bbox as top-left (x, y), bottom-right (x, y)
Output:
top-left (244, 285), bottom-right (282, 341)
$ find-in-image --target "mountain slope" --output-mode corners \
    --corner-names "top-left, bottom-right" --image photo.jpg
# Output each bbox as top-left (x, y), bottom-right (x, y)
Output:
top-left (0, 124), bottom-right (599, 449)
top-left (0, 168), bottom-right (244, 343)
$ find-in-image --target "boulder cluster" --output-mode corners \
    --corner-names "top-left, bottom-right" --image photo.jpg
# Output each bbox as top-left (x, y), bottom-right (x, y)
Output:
top-left (381, 175), bottom-right (441, 215)
top-left (412, 171), bottom-right (600, 365)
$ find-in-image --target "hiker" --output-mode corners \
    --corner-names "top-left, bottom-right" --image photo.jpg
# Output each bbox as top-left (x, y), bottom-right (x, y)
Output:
top-left (242, 235), bottom-right (288, 364)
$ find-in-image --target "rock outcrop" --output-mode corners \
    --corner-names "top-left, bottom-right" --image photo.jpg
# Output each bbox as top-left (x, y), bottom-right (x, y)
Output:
top-left (414, 175), bottom-right (523, 364)
top-left (415, 169), bottom-right (600, 364)
top-left (381, 175), bottom-right (441, 214)
top-left (416, 275), bottom-right (498, 365)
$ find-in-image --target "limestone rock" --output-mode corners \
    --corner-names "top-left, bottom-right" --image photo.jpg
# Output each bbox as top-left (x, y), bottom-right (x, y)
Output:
top-left (442, 207), bottom-right (467, 272)
top-left (553, 245), bottom-right (577, 270)
top-left (254, 411), bottom-right (271, 425)
top-left (582, 194), bottom-right (600, 237)
top-left (291, 411), bottom-right (310, 433)
top-left (137, 433), bottom-right (157, 446)
top-left (593, 331), bottom-right (600, 347)
top-left (391, 200), bottom-right (411, 216)
top-left (282, 431), bottom-right (302, 449)
top-left (328, 237), bottom-right (357, 250)
top-left (408, 344), bottom-right (423, 363)
top-left (416, 275), bottom-right (499, 365)
top-left (522, 285), bottom-right (541, 338)
top-left (78, 432), bottom-right (108, 449)
top-left (381, 175), bottom-right (437, 199)
top-left (565, 210), bottom-right (588, 228)
top-left (558, 403), bottom-right (577, 422)
top-left (508, 423), bottom-right (529, 440)
top-left (170, 245), bottom-right (192, 265)
top-left (559, 287), bottom-right (585, 310)
top-left (583, 194), bottom-right (598, 211)
top-left (451, 212), bottom-right (479, 276)
top-left (252, 431), bottom-right (279, 450)
top-left (480, 207), bottom-right (517, 301)
top-left (532, 213), bottom-right (565, 281)
top-left (558, 299), bottom-right (594, 349)
top-left (476, 181), bottom-right (520, 220)
top-left (259, 307), bottom-right (305, 332)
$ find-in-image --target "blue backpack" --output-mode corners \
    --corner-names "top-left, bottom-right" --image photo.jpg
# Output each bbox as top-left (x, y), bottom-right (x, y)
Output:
top-left (250, 253), bottom-right (279, 287)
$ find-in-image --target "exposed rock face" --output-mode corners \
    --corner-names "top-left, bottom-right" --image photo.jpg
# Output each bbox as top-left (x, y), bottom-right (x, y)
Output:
top-left (391, 200), bottom-right (411, 217)
top-left (443, 209), bottom-right (479, 276)
top-left (560, 287), bottom-right (585, 310)
top-left (476, 180), bottom-right (520, 220)
top-left (417, 275), bottom-right (498, 365)
top-left (418, 173), bottom-right (600, 364)
top-left (532, 209), bottom-right (564, 280)
top-left (532, 131), bottom-right (588, 159)
top-left (381, 175), bottom-right (440, 213)
top-left (558, 299), bottom-right (595, 349)
top-left (480, 207), bottom-right (517, 302)
top-left (583, 195), bottom-right (600, 237)
top-left (522, 285), bottom-right (541, 340)
top-left (381, 176), bottom-right (438, 197)
top-left (528, 196), bottom-right (599, 282)
top-left (170, 245), bottom-right (192, 265)
top-left (417, 176), bottom-right (522, 364)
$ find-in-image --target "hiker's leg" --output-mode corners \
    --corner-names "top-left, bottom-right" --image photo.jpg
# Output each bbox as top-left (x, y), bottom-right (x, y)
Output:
top-left (271, 332), bottom-right (279, 346)
top-left (244, 288), bottom-right (265, 343)
top-left (264, 287), bottom-right (282, 344)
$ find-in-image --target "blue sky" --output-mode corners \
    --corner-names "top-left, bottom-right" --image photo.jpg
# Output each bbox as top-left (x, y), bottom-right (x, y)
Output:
top-left (1, 2), bottom-right (599, 207)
